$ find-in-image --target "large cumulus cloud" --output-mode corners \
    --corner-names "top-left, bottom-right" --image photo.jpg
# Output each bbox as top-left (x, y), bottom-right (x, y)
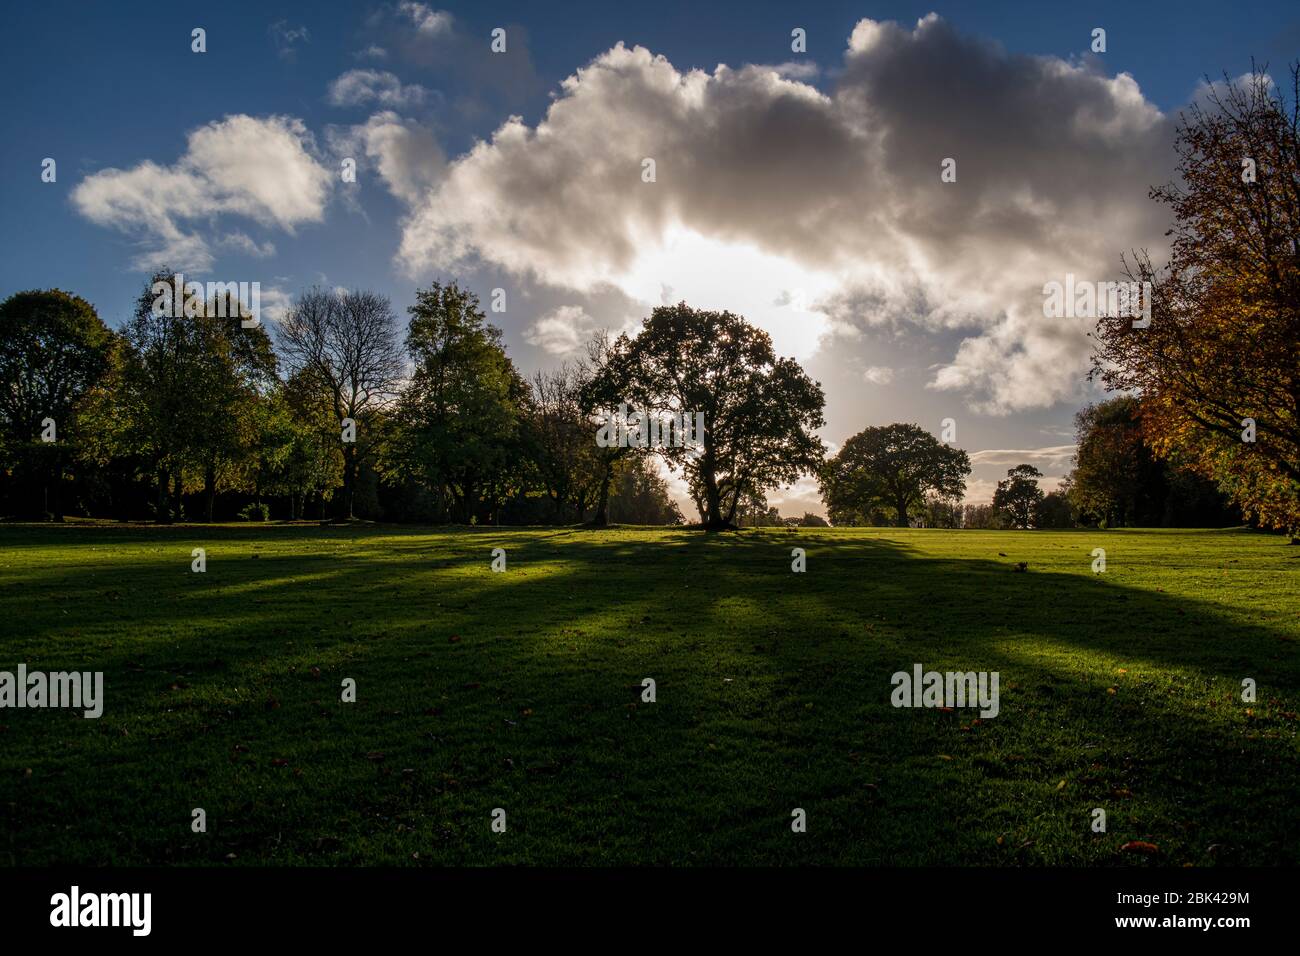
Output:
top-left (395, 14), bottom-right (1174, 412)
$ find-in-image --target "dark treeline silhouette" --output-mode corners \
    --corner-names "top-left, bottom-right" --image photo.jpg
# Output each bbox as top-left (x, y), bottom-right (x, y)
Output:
top-left (0, 276), bottom-right (1260, 532)
top-left (0, 282), bottom-right (825, 528)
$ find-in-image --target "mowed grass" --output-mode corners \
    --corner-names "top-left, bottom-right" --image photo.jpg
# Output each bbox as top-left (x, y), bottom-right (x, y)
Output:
top-left (0, 523), bottom-right (1296, 866)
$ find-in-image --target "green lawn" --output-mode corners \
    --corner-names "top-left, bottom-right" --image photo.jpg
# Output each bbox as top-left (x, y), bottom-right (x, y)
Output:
top-left (1, 524), bottom-right (1296, 865)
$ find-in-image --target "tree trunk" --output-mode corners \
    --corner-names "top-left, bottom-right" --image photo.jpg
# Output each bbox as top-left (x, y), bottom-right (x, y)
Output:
top-left (592, 465), bottom-right (613, 526)
top-left (49, 445), bottom-right (64, 521)
top-left (156, 465), bottom-right (171, 524)
top-left (204, 464), bottom-right (216, 522)
top-left (896, 495), bottom-right (910, 527)
top-left (340, 447), bottom-right (357, 520)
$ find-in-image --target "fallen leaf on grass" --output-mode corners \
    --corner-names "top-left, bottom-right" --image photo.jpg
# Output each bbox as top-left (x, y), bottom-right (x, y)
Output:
top-left (1120, 841), bottom-right (1159, 855)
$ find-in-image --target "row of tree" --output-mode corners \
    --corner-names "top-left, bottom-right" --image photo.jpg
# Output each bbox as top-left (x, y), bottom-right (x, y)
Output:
top-left (1, 67), bottom-right (1295, 534)
top-left (0, 280), bottom-right (1280, 533)
top-left (0, 285), bottom-right (827, 529)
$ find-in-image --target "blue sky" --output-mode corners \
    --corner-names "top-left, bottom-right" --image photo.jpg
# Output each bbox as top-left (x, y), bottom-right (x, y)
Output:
top-left (2, 1), bottom-right (1295, 512)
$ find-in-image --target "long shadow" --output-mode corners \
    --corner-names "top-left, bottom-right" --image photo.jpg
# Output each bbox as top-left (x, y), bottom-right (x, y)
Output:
top-left (1, 525), bottom-right (1295, 865)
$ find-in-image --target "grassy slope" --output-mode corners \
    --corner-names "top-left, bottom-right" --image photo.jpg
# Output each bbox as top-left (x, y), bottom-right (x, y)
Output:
top-left (0, 524), bottom-right (1296, 866)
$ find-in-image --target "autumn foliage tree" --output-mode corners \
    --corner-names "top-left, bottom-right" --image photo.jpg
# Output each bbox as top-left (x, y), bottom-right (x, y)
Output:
top-left (1092, 64), bottom-right (1300, 537)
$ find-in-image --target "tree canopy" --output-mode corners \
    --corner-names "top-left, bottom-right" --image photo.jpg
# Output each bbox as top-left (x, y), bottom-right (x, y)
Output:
top-left (820, 423), bottom-right (970, 527)
top-left (1092, 65), bottom-right (1300, 537)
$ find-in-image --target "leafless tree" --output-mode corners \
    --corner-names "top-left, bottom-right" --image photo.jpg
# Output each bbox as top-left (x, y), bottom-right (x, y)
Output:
top-left (279, 287), bottom-right (405, 519)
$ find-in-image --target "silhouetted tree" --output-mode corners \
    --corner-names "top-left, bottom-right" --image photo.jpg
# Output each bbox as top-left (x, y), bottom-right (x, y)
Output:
top-left (594, 303), bottom-right (825, 530)
top-left (993, 464), bottom-right (1045, 529)
top-left (279, 287), bottom-right (404, 520)
top-left (0, 289), bottom-right (112, 518)
top-left (821, 423), bottom-right (969, 527)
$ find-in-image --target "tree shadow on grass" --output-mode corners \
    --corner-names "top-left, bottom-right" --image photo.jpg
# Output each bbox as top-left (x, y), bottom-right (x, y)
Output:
top-left (0, 525), bottom-right (1295, 865)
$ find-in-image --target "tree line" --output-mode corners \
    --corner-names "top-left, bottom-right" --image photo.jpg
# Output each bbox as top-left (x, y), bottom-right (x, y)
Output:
top-left (0, 286), bottom-right (827, 529)
top-left (1, 65), bottom-right (1295, 535)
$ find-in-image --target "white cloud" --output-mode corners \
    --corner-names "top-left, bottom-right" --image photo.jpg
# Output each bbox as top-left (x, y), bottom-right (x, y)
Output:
top-left (398, 2), bottom-right (453, 36)
top-left (765, 475), bottom-right (824, 517)
top-left (329, 111), bottom-right (444, 205)
top-left (968, 445), bottom-right (1077, 469)
top-left (71, 115), bottom-right (331, 270)
top-left (217, 232), bottom-right (277, 258)
top-left (328, 69), bottom-right (429, 109)
top-left (258, 285), bottom-right (293, 327)
top-left (394, 18), bottom-right (1173, 411)
top-left (523, 305), bottom-right (603, 356)
top-left (863, 365), bottom-right (894, 385)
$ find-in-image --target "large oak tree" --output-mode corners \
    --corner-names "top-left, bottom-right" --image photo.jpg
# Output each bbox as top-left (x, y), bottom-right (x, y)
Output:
top-left (593, 303), bottom-right (825, 530)
top-left (821, 423), bottom-right (970, 527)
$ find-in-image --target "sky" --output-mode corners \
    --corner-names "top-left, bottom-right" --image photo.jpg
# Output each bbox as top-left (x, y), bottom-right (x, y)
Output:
top-left (2, 1), bottom-right (1295, 516)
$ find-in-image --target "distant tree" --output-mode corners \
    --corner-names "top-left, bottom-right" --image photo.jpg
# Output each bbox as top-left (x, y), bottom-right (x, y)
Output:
top-left (113, 276), bottom-right (280, 523)
top-left (187, 291), bottom-right (280, 521)
top-left (279, 287), bottom-right (404, 520)
top-left (923, 493), bottom-right (964, 529)
top-left (1034, 489), bottom-right (1074, 528)
top-left (272, 370), bottom-right (344, 519)
top-left (527, 362), bottom-right (600, 523)
top-left (821, 423), bottom-right (970, 528)
top-left (0, 289), bottom-right (112, 517)
top-left (115, 272), bottom-right (209, 521)
top-left (1068, 397), bottom-right (1162, 525)
top-left (593, 304), bottom-right (825, 529)
top-left (1068, 395), bottom-right (1235, 527)
top-left (606, 455), bottom-right (684, 525)
top-left (735, 491), bottom-right (784, 527)
top-left (1092, 65), bottom-right (1300, 538)
top-left (794, 511), bottom-right (830, 528)
top-left (962, 502), bottom-right (1009, 530)
top-left (390, 282), bottom-right (526, 523)
top-left (993, 464), bottom-right (1045, 529)
top-left (577, 330), bottom-right (638, 527)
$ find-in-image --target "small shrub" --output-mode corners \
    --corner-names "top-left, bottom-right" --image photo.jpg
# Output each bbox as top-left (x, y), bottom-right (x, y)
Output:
top-left (238, 503), bottom-right (270, 522)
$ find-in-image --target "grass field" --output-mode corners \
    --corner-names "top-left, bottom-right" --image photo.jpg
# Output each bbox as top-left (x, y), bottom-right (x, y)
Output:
top-left (1, 523), bottom-right (1297, 866)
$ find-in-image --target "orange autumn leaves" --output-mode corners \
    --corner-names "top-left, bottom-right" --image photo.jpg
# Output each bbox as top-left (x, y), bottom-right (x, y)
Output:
top-left (1092, 67), bottom-right (1300, 536)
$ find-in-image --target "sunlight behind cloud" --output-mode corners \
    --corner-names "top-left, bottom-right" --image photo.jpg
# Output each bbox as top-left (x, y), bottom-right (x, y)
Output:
top-left (619, 226), bottom-right (836, 360)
